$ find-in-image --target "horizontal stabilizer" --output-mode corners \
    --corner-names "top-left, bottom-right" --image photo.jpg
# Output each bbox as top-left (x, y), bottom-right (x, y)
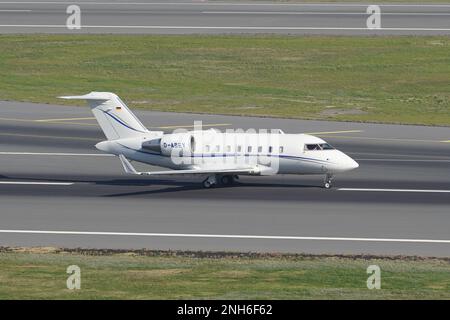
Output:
top-left (59, 92), bottom-right (148, 140)
top-left (59, 92), bottom-right (112, 101)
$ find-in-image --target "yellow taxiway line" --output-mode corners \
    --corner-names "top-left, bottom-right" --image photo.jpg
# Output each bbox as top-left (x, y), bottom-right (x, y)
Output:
top-left (0, 116), bottom-right (231, 129)
top-left (0, 116), bottom-right (97, 126)
top-left (35, 117), bottom-right (96, 122)
top-left (0, 117), bottom-right (37, 123)
top-left (0, 132), bottom-right (99, 141)
top-left (154, 123), bottom-right (232, 129)
top-left (0, 116), bottom-right (448, 144)
top-left (322, 135), bottom-right (447, 144)
top-left (306, 130), bottom-right (363, 135)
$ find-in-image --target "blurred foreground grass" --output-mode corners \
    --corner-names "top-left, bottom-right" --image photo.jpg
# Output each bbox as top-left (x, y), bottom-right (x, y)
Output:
top-left (0, 249), bottom-right (449, 299)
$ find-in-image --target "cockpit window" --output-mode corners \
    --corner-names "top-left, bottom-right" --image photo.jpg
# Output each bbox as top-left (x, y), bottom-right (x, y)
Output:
top-left (321, 143), bottom-right (334, 150)
top-left (305, 144), bottom-right (320, 151)
top-left (305, 143), bottom-right (335, 151)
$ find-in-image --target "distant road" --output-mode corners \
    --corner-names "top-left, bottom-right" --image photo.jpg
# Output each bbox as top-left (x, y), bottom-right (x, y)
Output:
top-left (1, 1), bottom-right (450, 35)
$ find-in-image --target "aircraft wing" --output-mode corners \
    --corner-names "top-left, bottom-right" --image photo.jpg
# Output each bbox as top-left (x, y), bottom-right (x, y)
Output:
top-left (118, 154), bottom-right (256, 176)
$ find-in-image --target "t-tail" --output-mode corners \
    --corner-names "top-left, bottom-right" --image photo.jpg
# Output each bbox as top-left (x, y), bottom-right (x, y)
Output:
top-left (60, 92), bottom-right (148, 140)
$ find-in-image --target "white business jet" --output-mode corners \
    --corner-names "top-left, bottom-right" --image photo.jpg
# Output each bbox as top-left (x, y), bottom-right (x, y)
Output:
top-left (60, 92), bottom-right (358, 188)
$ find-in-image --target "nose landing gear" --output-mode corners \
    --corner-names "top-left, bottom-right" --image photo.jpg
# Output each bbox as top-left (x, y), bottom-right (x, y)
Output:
top-left (323, 174), bottom-right (333, 189)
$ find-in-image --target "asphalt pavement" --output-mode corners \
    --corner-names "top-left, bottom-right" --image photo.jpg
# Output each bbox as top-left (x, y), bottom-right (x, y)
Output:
top-left (0, 100), bottom-right (449, 256)
top-left (1, 1), bottom-right (450, 35)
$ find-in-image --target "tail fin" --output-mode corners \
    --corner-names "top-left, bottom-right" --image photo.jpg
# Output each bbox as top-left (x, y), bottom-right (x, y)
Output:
top-left (60, 92), bottom-right (148, 140)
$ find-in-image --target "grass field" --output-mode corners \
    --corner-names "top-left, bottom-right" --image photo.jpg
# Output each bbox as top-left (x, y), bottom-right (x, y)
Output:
top-left (0, 248), bottom-right (449, 299)
top-left (0, 35), bottom-right (449, 125)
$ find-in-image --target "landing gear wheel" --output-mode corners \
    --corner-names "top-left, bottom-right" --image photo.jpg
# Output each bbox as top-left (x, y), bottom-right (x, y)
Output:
top-left (220, 175), bottom-right (234, 186)
top-left (203, 179), bottom-right (212, 188)
top-left (202, 175), bottom-right (217, 188)
top-left (323, 174), bottom-right (333, 189)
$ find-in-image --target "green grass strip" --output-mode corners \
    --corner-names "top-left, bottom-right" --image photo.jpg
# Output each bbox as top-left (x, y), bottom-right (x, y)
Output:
top-left (0, 34), bottom-right (449, 126)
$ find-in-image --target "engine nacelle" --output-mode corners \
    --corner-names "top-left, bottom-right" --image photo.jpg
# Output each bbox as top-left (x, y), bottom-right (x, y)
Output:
top-left (159, 133), bottom-right (195, 157)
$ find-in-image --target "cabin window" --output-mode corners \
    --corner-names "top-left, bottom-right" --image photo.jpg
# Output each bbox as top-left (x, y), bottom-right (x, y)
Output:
top-left (226, 145), bottom-right (231, 152)
top-left (215, 145), bottom-right (220, 152)
top-left (237, 145), bottom-right (242, 152)
top-left (190, 136), bottom-right (196, 153)
top-left (279, 146), bottom-right (284, 153)
top-left (268, 146), bottom-right (273, 153)
top-left (205, 145), bottom-right (210, 152)
top-left (247, 146), bottom-right (252, 153)
top-left (258, 146), bottom-right (262, 153)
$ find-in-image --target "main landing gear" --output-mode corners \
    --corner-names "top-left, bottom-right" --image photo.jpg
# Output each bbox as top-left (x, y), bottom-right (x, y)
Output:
top-left (202, 175), bottom-right (238, 188)
top-left (323, 173), bottom-right (334, 189)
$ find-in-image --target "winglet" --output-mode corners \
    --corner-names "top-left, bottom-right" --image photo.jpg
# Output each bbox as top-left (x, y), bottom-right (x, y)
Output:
top-left (118, 154), bottom-right (140, 175)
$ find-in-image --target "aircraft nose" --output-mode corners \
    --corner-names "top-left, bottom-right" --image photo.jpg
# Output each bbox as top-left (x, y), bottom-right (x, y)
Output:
top-left (344, 156), bottom-right (359, 171)
top-left (349, 158), bottom-right (359, 170)
top-left (326, 151), bottom-right (359, 173)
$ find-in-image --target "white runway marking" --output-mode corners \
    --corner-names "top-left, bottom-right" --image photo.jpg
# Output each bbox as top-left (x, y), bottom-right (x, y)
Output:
top-left (2, 2), bottom-right (450, 8)
top-left (1, 25), bottom-right (450, 32)
top-left (0, 152), bottom-right (113, 156)
top-left (0, 229), bottom-right (449, 244)
top-left (349, 151), bottom-right (450, 158)
top-left (339, 188), bottom-right (450, 193)
top-left (0, 181), bottom-right (74, 185)
top-left (0, 9), bottom-right (31, 12)
top-left (203, 11), bottom-right (450, 16)
top-left (356, 159), bottom-right (450, 162)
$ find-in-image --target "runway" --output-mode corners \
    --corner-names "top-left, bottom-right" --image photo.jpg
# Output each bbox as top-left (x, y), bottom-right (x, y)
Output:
top-left (0, 100), bottom-right (449, 256)
top-left (1, 0), bottom-right (450, 35)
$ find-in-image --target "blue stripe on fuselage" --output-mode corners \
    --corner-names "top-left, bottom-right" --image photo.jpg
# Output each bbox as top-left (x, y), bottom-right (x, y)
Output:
top-left (115, 143), bottom-right (332, 165)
